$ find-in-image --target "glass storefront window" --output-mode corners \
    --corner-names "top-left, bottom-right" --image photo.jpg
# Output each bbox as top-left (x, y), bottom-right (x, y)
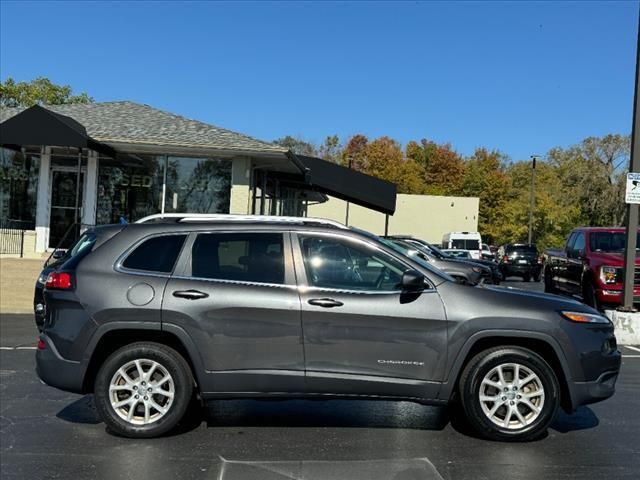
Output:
top-left (164, 157), bottom-right (231, 214)
top-left (96, 154), bottom-right (164, 224)
top-left (0, 147), bottom-right (40, 227)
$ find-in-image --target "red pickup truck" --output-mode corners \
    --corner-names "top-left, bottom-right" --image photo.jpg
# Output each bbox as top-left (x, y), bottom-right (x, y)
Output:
top-left (543, 227), bottom-right (640, 309)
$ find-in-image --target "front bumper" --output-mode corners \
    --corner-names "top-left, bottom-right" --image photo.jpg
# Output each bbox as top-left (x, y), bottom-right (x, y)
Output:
top-left (35, 334), bottom-right (87, 394)
top-left (596, 286), bottom-right (640, 306)
top-left (570, 369), bottom-right (620, 408)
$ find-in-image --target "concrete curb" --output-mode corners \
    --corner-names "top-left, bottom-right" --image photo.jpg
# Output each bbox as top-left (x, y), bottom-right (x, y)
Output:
top-left (604, 310), bottom-right (640, 346)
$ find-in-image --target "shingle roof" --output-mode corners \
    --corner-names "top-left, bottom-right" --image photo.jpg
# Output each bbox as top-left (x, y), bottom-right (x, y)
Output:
top-left (0, 101), bottom-right (287, 154)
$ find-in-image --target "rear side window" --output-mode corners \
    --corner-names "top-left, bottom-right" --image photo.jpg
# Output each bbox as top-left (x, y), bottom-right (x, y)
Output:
top-left (451, 239), bottom-right (480, 250)
top-left (122, 235), bottom-right (187, 273)
top-left (191, 233), bottom-right (284, 284)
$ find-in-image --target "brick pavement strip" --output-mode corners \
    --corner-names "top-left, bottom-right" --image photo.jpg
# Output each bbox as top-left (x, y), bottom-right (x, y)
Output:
top-left (0, 258), bottom-right (45, 314)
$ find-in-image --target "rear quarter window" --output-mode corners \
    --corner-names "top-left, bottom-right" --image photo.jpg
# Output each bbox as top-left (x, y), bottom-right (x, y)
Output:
top-left (122, 234), bottom-right (187, 273)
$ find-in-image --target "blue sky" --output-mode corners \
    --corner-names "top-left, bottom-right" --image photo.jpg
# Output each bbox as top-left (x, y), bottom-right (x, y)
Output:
top-left (0, 1), bottom-right (638, 160)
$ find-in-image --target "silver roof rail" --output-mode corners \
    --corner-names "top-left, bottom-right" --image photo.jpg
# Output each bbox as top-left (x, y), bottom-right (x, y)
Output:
top-left (134, 213), bottom-right (347, 229)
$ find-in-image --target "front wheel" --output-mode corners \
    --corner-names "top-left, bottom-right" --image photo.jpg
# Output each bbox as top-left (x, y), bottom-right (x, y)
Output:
top-left (458, 347), bottom-right (560, 441)
top-left (583, 281), bottom-right (601, 311)
top-left (94, 342), bottom-right (194, 438)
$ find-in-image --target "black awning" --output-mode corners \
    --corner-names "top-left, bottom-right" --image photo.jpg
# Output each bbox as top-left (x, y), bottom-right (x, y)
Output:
top-left (290, 154), bottom-right (397, 215)
top-left (0, 104), bottom-right (116, 157)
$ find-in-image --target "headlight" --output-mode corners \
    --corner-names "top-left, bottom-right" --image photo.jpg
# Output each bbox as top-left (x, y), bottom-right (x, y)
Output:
top-left (561, 311), bottom-right (610, 324)
top-left (599, 266), bottom-right (620, 285)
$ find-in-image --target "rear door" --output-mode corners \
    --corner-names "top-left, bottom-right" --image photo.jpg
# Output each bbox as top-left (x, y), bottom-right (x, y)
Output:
top-left (162, 230), bottom-right (304, 394)
top-left (292, 231), bottom-right (447, 399)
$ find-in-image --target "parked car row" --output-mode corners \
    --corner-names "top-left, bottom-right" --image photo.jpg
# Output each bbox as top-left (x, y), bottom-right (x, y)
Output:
top-left (34, 215), bottom-right (620, 443)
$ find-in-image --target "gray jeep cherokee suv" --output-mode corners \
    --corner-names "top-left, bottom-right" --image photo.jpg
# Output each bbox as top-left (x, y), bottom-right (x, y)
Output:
top-left (35, 214), bottom-right (621, 441)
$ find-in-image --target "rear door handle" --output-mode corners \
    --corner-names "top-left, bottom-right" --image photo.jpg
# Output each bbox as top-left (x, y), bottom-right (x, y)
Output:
top-left (308, 298), bottom-right (344, 308)
top-left (172, 289), bottom-right (209, 300)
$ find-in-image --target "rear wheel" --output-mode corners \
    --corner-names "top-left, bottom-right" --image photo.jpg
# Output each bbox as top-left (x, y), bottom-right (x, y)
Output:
top-left (94, 342), bottom-right (194, 438)
top-left (533, 272), bottom-right (541, 282)
top-left (458, 346), bottom-right (560, 441)
top-left (523, 274), bottom-right (531, 282)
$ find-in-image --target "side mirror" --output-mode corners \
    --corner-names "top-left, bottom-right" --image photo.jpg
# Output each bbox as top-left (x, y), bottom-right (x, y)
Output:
top-left (401, 269), bottom-right (425, 291)
top-left (52, 249), bottom-right (66, 259)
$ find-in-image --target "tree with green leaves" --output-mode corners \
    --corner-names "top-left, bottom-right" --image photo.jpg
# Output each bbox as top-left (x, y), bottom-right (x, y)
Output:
top-left (0, 77), bottom-right (93, 107)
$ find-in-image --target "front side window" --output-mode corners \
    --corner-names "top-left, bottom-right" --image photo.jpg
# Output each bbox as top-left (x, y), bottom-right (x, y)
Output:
top-left (191, 233), bottom-right (284, 284)
top-left (299, 235), bottom-right (406, 291)
top-left (122, 234), bottom-right (187, 273)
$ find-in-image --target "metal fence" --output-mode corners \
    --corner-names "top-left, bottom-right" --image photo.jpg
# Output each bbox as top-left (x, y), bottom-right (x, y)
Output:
top-left (0, 219), bottom-right (35, 257)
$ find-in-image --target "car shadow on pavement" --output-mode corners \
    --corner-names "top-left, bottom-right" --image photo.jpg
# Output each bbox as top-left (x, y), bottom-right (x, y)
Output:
top-left (550, 406), bottom-right (599, 433)
top-left (56, 395), bottom-right (101, 425)
top-left (203, 399), bottom-right (450, 431)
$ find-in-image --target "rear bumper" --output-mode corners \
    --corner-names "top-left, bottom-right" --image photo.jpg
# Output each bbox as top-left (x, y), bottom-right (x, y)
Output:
top-left (35, 334), bottom-right (87, 394)
top-left (501, 264), bottom-right (542, 276)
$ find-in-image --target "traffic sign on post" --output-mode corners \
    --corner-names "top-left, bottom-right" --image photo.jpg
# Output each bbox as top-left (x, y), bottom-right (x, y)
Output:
top-left (625, 172), bottom-right (640, 204)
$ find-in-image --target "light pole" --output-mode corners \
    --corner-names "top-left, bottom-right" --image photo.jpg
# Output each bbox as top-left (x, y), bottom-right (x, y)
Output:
top-left (528, 155), bottom-right (540, 245)
top-left (622, 11), bottom-right (640, 310)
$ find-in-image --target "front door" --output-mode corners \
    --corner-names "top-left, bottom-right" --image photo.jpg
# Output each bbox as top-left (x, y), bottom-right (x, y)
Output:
top-left (49, 169), bottom-right (85, 249)
top-left (162, 230), bottom-right (305, 394)
top-left (293, 232), bottom-right (448, 399)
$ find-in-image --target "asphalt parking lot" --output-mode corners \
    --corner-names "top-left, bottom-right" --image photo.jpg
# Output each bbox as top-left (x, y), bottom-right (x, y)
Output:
top-left (1, 279), bottom-right (639, 480)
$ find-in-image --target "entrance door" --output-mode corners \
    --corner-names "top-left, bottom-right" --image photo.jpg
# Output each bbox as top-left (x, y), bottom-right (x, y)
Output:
top-left (49, 169), bottom-right (85, 249)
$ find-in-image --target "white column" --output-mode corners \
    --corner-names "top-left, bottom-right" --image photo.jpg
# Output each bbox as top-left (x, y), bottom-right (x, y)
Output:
top-left (229, 157), bottom-right (251, 214)
top-left (83, 150), bottom-right (98, 226)
top-left (35, 146), bottom-right (51, 252)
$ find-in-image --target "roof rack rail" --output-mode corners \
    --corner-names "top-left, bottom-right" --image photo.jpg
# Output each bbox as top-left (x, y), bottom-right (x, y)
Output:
top-left (134, 213), bottom-right (347, 229)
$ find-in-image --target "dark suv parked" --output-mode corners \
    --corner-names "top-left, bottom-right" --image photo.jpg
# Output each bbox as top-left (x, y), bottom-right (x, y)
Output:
top-left (498, 244), bottom-right (543, 282)
top-left (36, 215), bottom-right (620, 441)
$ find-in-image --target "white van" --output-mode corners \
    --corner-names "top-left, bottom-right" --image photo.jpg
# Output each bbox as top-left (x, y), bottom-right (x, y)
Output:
top-left (442, 232), bottom-right (483, 259)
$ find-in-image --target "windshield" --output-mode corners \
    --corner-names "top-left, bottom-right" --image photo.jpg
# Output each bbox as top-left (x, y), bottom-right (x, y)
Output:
top-left (589, 232), bottom-right (640, 253)
top-left (49, 232), bottom-right (96, 268)
top-left (506, 245), bottom-right (537, 254)
top-left (451, 239), bottom-right (480, 250)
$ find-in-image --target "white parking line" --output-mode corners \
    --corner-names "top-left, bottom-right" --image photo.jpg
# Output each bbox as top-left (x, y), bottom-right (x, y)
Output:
top-left (625, 345), bottom-right (640, 353)
top-left (0, 346), bottom-right (36, 350)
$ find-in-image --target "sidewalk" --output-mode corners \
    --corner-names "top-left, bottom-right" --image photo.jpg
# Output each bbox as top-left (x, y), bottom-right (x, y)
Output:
top-left (0, 258), bottom-right (45, 314)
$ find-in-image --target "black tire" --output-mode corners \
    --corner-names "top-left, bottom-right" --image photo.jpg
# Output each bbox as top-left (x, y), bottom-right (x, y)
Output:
top-left (458, 346), bottom-right (560, 442)
top-left (523, 274), bottom-right (531, 282)
top-left (533, 272), bottom-right (541, 282)
top-left (94, 342), bottom-right (194, 438)
top-left (544, 269), bottom-right (557, 294)
top-left (583, 281), bottom-right (601, 311)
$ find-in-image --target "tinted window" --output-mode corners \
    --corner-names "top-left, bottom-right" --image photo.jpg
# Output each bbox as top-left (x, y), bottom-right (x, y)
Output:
top-left (299, 235), bottom-right (406, 291)
top-left (572, 233), bottom-right (586, 254)
top-left (451, 239), bottom-right (480, 250)
top-left (505, 245), bottom-right (537, 254)
top-left (191, 233), bottom-right (284, 284)
top-left (122, 235), bottom-right (187, 273)
top-left (589, 231), bottom-right (639, 253)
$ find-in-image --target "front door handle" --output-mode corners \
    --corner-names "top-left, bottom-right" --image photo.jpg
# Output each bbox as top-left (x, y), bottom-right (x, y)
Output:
top-left (308, 298), bottom-right (344, 308)
top-left (173, 289), bottom-right (209, 300)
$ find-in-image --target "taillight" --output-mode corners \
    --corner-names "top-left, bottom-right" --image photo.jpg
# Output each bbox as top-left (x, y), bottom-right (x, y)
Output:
top-left (502, 255), bottom-right (509, 263)
top-left (37, 339), bottom-right (46, 350)
top-left (537, 255), bottom-right (543, 264)
top-left (45, 272), bottom-right (72, 290)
